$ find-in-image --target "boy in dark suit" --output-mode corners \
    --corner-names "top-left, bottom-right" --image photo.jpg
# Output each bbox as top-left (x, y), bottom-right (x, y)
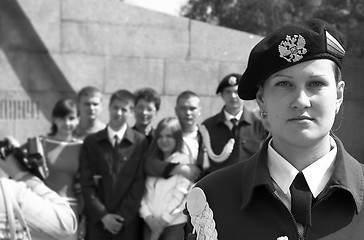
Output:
top-left (80, 89), bottom-right (148, 240)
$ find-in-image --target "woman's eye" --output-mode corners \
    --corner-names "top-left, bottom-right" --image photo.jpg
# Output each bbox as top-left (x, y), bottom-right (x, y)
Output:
top-left (308, 81), bottom-right (325, 87)
top-left (275, 81), bottom-right (292, 87)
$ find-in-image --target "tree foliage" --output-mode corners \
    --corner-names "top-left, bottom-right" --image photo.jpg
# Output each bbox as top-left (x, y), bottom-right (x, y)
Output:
top-left (181, 0), bottom-right (364, 59)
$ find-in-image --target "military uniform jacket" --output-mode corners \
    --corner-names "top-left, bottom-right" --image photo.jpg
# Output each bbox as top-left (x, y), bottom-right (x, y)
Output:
top-left (185, 135), bottom-right (364, 240)
top-left (201, 107), bottom-right (267, 173)
top-left (80, 126), bottom-right (148, 240)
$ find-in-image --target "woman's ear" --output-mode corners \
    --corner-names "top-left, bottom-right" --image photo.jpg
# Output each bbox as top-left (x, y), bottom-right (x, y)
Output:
top-left (336, 81), bottom-right (345, 113)
top-left (256, 86), bottom-right (265, 111)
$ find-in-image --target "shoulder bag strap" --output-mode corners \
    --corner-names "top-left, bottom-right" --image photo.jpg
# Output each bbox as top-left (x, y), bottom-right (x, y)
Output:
top-left (0, 178), bottom-right (16, 240)
top-left (0, 179), bottom-right (32, 240)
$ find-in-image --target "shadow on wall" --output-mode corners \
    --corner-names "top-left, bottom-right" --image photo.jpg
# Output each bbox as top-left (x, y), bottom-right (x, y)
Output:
top-left (0, 0), bottom-right (75, 121)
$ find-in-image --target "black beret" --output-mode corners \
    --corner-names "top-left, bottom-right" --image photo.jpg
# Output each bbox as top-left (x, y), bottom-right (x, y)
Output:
top-left (238, 18), bottom-right (346, 100)
top-left (216, 73), bottom-right (241, 94)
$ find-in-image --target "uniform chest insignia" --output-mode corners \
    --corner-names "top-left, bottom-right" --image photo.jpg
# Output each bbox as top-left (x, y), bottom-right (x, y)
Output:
top-left (187, 187), bottom-right (218, 240)
top-left (278, 34), bottom-right (307, 62)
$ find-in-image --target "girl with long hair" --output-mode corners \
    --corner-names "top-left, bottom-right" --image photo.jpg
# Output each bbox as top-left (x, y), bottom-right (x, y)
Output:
top-left (140, 117), bottom-right (194, 240)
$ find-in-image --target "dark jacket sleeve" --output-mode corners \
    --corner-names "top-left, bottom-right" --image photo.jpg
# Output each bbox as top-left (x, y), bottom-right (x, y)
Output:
top-left (79, 137), bottom-right (108, 224)
top-left (144, 155), bottom-right (178, 178)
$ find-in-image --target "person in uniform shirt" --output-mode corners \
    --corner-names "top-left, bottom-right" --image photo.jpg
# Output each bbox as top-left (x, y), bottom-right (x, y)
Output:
top-left (201, 73), bottom-right (268, 174)
top-left (184, 18), bottom-right (364, 240)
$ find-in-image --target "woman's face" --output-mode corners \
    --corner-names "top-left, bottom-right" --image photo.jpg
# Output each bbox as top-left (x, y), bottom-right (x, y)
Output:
top-left (257, 59), bottom-right (344, 148)
top-left (53, 112), bottom-right (79, 137)
top-left (157, 126), bottom-right (176, 157)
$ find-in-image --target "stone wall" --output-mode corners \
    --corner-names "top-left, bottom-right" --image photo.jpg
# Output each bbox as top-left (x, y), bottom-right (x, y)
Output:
top-left (0, 0), bottom-right (363, 161)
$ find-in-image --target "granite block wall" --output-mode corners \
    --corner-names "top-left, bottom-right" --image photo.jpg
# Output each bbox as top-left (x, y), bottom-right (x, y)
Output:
top-left (0, 0), bottom-right (363, 160)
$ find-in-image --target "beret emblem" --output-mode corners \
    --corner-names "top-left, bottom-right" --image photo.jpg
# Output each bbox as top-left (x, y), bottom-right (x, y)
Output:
top-left (279, 34), bottom-right (307, 62)
top-left (228, 76), bottom-right (237, 85)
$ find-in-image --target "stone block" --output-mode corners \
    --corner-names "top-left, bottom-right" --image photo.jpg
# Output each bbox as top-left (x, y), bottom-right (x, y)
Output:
top-left (0, 51), bottom-right (30, 90)
top-left (0, 90), bottom-right (49, 143)
top-left (0, 120), bottom-right (16, 141)
top-left (190, 20), bottom-right (263, 62)
top-left (50, 53), bottom-right (105, 93)
top-left (164, 60), bottom-right (219, 96)
top-left (154, 95), bottom-right (177, 126)
top-left (62, 22), bottom-right (189, 58)
top-left (104, 57), bottom-right (164, 94)
top-left (199, 95), bottom-right (224, 122)
top-left (218, 61), bottom-right (246, 80)
top-left (13, 117), bottom-right (49, 144)
top-left (28, 53), bottom-right (75, 93)
top-left (15, 0), bottom-right (61, 52)
top-left (62, 0), bottom-right (189, 29)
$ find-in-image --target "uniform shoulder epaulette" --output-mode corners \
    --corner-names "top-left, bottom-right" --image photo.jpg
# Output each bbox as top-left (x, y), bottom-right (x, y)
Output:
top-left (187, 187), bottom-right (218, 240)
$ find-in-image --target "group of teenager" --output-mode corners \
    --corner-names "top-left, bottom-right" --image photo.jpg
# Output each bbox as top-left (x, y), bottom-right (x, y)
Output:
top-left (37, 63), bottom-right (269, 240)
top-left (3, 18), bottom-right (364, 240)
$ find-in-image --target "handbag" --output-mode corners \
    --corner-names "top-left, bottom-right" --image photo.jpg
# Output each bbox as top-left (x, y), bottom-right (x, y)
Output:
top-left (0, 179), bottom-right (32, 240)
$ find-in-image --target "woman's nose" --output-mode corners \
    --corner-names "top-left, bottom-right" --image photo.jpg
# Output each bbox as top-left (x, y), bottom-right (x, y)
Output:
top-left (291, 90), bottom-right (311, 110)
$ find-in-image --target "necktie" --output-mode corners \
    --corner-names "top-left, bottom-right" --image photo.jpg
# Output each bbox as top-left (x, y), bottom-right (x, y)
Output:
top-left (113, 135), bottom-right (119, 148)
top-left (290, 172), bottom-right (312, 226)
top-left (230, 118), bottom-right (238, 136)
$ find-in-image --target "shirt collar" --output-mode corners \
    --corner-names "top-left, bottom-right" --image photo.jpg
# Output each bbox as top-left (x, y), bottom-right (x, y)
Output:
top-left (241, 135), bottom-right (364, 214)
top-left (223, 109), bottom-right (243, 122)
top-left (107, 124), bottom-right (127, 143)
top-left (268, 137), bottom-right (337, 198)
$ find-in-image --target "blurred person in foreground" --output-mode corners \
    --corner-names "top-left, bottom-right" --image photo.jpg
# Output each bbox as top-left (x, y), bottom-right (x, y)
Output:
top-left (0, 136), bottom-right (77, 240)
top-left (184, 19), bottom-right (364, 239)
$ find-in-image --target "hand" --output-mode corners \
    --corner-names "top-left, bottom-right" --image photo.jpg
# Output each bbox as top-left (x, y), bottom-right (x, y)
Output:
top-left (144, 216), bottom-right (161, 233)
top-left (101, 214), bottom-right (124, 234)
top-left (4, 136), bottom-right (20, 147)
top-left (156, 217), bottom-right (168, 228)
top-left (145, 216), bottom-right (167, 240)
top-left (171, 164), bottom-right (201, 182)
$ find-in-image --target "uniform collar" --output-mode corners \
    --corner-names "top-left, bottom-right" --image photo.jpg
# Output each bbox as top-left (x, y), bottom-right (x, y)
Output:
top-left (241, 135), bottom-right (364, 213)
top-left (217, 106), bottom-right (252, 125)
top-left (223, 109), bottom-right (243, 122)
top-left (268, 137), bottom-right (337, 198)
